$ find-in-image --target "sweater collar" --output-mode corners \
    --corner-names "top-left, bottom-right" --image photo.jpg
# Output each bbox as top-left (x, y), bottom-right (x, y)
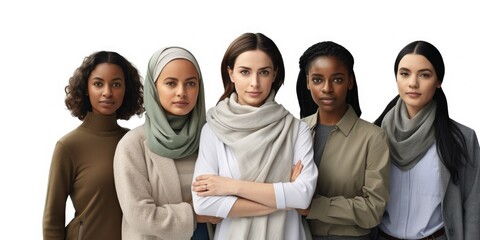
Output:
top-left (81, 112), bottom-right (121, 132)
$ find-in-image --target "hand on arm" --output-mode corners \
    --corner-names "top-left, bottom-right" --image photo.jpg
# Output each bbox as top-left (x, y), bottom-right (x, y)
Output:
top-left (192, 175), bottom-right (277, 208)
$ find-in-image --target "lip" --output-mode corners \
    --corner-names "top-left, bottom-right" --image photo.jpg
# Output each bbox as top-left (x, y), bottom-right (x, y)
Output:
top-left (406, 92), bottom-right (421, 98)
top-left (173, 101), bottom-right (189, 107)
top-left (246, 91), bottom-right (262, 97)
top-left (99, 100), bottom-right (115, 105)
top-left (319, 97), bottom-right (335, 105)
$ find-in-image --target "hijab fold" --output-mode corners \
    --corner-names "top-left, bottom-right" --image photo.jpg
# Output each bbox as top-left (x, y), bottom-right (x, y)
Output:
top-left (143, 47), bottom-right (206, 159)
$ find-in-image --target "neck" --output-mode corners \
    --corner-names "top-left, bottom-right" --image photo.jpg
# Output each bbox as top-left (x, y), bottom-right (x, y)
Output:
top-left (318, 105), bottom-right (348, 125)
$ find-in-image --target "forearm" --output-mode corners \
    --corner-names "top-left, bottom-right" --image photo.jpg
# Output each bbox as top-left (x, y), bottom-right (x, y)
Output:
top-left (234, 180), bottom-right (276, 208)
top-left (227, 198), bottom-right (277, 217)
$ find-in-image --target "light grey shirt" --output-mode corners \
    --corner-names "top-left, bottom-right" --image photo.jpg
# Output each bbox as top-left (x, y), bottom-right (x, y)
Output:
top-left (380, 143), bottom-right (444, 238)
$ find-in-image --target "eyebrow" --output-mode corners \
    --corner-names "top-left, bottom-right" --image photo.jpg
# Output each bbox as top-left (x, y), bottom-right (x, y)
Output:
top-left (163, 77), bottom-right (198, 81)
top-left (398, 67), bottom-right (433, 72)
top-left (91, 77), bottom-right (123, 81)
top-left (238, 66), bottom-right (273, 70)
top-left (310, 72), bottom-right (345, 77)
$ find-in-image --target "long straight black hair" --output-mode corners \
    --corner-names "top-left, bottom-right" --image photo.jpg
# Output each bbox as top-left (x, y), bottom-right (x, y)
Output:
top-left (374, 40), bottom-right (468, 184)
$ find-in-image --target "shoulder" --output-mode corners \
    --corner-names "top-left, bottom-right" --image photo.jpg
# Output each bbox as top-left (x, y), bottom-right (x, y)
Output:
top-left (353, 118), bottom-right (387, 140)
top-left (356, 118), bottom-right (384, 132)
top-left (301, 113), bottom-right (317, 128)
top-left (201, 122), bottom-right (217, 139)
top-left (55, 126), bottom-right (85, 147)
top-left (117, 125), bottom-right (145, 147)
top-left (452, 120), bottom-right (477, 137)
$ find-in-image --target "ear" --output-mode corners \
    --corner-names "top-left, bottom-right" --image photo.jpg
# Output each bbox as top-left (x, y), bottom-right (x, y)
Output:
top-left (228, 66), bottom-right (234, 83)
top-left (437, 81), bottom-right (442, 88)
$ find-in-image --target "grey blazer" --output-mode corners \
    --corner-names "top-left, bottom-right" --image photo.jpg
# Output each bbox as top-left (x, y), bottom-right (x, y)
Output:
top-left (441, 121), bottom-right (480, 240)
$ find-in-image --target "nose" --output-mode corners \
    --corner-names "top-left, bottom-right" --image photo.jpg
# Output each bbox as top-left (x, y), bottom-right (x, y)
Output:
top-left (102, 86), bottom-right (112, 97)
top-left (321, 80), bottom-right (333, 93)
top-left (177, 85), bottom-right (186, 97)
top-left (408, 75), bottom-right (419, 88)
top-left (250, 74), bottom-right (259, 87)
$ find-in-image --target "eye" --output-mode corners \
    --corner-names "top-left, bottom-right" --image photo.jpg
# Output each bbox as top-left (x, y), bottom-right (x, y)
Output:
top-left (165, 81), bottom-right (176, 87)
top-left (112, 82), bottom-right (122, 88)
top-left (186, 80), bottom-right (197, 88)
top-left (419, 73), bottom-right (431, 78)
top-left (399, 71), bottom-right (409, 77)
top-left (240, 70), bottom-right (249, 76)
top-left (259, 70), bottom-right (270, 76)
top-left (311, 77), bottom-right (323, 84)
top-left (93, 81), bottom-right (103, 87)
top-left (333, 77), bottom-right (343, 83)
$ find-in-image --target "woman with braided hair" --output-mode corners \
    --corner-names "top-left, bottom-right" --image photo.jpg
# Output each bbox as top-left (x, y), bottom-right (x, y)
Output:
top-left (296, 41), bottom-right (390, 239)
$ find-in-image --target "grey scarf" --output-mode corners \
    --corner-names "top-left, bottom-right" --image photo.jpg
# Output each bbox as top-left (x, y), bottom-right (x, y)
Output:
top-left (207, 92), bottom-right (299, 239)
top-left (382, 98), bottom-right (436, 170)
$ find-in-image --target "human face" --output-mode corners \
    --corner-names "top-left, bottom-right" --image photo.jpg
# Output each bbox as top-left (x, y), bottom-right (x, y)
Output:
top-left (155, 59), bottom-right (199, 116)
top-left (228, 50), bottom-right (276, 107)
top-left (88, 63), bottom-right (126, 116)
top-left (396, 54), bottom-right (441, 118)
top-left (306, 56), bottom-right (352, 123)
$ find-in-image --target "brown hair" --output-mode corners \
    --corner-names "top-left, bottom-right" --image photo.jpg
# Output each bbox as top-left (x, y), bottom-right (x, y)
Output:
top-left (218, 32), bottom-right (285, 103)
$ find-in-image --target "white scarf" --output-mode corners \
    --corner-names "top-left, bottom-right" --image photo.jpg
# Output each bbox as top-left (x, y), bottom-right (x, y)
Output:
top-left (207, 92), bottom-right (299, 239)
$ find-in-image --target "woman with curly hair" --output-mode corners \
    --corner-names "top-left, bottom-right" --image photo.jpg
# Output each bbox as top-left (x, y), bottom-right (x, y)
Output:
top-left (43, 51), bottom-right (144, 240)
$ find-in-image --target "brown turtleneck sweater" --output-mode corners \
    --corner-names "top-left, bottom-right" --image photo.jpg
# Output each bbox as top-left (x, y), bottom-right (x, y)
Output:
top-left (43, 112), bottom-right (128, 240)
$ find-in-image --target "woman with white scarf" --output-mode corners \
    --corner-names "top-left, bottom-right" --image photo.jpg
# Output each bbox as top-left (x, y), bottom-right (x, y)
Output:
top-left (114, 47), bottom-right (221, 240)
top-left (191, 32), bottom-right (318, 240)
top-left (374, 41), bottom-right (480, 240)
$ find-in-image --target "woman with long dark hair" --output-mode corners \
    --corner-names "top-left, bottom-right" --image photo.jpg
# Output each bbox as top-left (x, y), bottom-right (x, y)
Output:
top-left (374, 40), bottom-right (480, 240)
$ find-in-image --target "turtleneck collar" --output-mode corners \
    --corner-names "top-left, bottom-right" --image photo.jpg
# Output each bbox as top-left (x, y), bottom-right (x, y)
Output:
top-left (80, 112), bottom-right (121, 132)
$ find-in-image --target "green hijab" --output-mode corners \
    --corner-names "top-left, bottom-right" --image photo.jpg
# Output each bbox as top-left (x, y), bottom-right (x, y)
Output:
top-left (144, 47), bottom-right (206, 159)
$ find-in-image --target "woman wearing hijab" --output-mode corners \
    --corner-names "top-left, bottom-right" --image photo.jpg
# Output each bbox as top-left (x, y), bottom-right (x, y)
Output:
top-left (114, 47), bottom-right (221, 240)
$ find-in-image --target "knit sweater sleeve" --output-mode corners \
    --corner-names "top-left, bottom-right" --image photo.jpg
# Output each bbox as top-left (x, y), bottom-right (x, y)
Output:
top-left (43, 141), bottom-right (75, 240)
top-left (113, 127), bottom-right (195, 239)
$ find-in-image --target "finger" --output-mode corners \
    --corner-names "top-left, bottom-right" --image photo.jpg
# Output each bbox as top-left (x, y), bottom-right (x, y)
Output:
top-left (195, 174), bottom-right (216, 181)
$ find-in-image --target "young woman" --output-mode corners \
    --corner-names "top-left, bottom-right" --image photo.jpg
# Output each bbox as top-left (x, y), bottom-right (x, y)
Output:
top-left (113, 47), bottom-right (221, 240)
top-left (191, 32), bottom-right (318, 240)
top-left (43, 51), bottom-right (144, 239)
top-left (374, 40), bottom-right (480, 240)
top-left (296, 41), bottom-right (390, 240)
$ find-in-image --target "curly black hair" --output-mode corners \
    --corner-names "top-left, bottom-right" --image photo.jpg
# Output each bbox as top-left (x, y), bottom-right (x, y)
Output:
top-left (64, 51), bottom-right (144, 120)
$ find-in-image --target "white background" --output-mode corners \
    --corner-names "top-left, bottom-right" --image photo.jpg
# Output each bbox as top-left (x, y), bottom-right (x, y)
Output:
top-left (1, 1), bottom-right (478, 238)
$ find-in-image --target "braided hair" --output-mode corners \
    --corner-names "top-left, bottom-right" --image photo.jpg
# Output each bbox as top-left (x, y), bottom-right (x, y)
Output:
top-left (296, 41), bottom-right (361, 118)
top-left (374, 41), bottom-right (468, 184)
